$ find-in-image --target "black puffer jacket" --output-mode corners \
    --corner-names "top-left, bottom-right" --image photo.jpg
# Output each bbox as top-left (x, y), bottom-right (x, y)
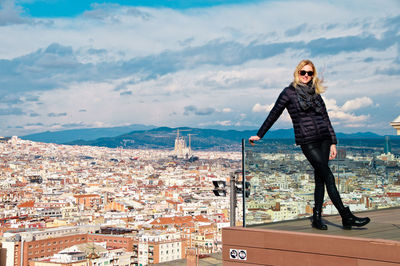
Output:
top-left (256, 84), bottom-right (337, 145)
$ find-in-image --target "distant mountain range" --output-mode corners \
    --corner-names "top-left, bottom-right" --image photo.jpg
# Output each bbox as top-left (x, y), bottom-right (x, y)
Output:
top-left (21, 124), bottom-right (155, 144)
top-left (66, 126), bottom-right (254, 150)
top-left (20, 125), bottom-right (400, 151)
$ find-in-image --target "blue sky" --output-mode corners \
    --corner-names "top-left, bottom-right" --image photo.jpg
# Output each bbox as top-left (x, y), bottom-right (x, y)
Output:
top-left (18, 0), bottom-right (265, 17)
top-left (1, 0), bottom-right (400, 136)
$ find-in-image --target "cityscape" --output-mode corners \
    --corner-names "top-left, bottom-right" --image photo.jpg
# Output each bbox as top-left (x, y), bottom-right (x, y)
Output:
top-left (0, 129), bottom-right (399, 265)
top-left (0, 134), bottom-right (240, 265)
top-left (1, 0), bottom-right (399, 264)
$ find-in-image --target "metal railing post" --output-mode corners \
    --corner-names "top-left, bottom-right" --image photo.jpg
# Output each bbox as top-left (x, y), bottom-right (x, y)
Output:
top-left (230, 172), bottom-right (236, 227)
top-left (242, 138), bottom-right (246, 227)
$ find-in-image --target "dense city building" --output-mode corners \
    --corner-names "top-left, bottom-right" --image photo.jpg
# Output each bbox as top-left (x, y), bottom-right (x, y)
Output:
top-left (0, 136), bottom-right (399, 265)
top-left (0, 137), bottom-right (238, 265)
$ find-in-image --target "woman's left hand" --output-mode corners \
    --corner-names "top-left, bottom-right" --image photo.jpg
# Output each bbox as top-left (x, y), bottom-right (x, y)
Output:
top-left (329, 144), bottom-right (337, 160)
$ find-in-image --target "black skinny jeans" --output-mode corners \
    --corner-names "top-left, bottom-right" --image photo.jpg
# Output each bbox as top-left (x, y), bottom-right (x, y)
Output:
top-left (301, 140), bottom-right (345, 212)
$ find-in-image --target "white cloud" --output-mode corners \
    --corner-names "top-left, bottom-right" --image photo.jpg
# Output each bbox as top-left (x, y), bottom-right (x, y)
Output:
top-left (329, 110), bottom-right (369, 123)
top-left (322, 98), bottom-right (339, 111)
top-left (215, 120), bottom-right (232, 126)
top-left (341, 97), bottom-right (373, 112)
top-left (252, 103), bottom-right (274, 113)
top-left (323, 96), bottom-right (371, 127)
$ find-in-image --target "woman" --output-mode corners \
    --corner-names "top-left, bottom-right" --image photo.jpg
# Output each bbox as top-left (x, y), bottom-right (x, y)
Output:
top-left (249, 59), bottom-right (370, 230)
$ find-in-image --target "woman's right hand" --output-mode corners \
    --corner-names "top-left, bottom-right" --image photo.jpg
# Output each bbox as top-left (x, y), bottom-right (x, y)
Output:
top-left (249, 136), bottom-right (260, 145)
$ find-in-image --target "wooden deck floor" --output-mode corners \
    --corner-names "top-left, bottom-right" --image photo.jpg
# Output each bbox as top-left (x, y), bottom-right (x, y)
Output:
top-left (248, 207), bottom-right (400, 241)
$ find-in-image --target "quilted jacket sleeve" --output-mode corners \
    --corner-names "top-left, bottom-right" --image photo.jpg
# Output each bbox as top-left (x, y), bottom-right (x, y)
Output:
top-left (257, 89), bottom-right (290, 139)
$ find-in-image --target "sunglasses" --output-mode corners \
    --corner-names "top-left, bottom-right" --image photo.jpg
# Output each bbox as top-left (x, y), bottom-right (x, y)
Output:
top-left (299, 70), bottom-right (314, 76)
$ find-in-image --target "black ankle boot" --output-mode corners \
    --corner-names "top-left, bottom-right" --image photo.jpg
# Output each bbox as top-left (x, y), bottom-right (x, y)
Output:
top-left (312, 208), bottom-right (327, 230)
top-left (339, 207), bottom-right (370, 230)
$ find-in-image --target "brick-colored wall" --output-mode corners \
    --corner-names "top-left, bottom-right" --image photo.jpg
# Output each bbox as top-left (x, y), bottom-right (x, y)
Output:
top-left (87, 234), bottom-right (133, 252)
top-left (23, 234), bottom-right (88, 266)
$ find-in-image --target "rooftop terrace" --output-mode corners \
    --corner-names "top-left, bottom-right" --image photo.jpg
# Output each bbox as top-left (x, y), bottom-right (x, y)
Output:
top-left (223, 207), bottom-right (400, 265)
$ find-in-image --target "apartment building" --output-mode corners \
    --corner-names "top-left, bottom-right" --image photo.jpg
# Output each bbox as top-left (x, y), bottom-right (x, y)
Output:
top-left (132, 231), bottom-right (188, 265)
top-left (87, 234), bottom-right (134, 252)
top-left (2, 233), bottom-right (88, 266)
top-left (1, 226), bottom-right (99, 266)
top-left (73, 195), bottom-right (102, 210)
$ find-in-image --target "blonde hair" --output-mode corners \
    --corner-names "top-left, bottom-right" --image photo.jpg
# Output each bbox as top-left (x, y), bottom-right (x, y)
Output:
top-left (293, 59), bottom-right (325, 94)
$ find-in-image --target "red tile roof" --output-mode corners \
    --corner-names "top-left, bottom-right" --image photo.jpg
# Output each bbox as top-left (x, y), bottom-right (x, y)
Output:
top-left (17, 200), bottom-right (35, 208)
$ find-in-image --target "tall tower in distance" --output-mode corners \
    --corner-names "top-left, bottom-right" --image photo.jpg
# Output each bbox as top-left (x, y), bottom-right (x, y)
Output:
top-left (384, 136), bottom-right (392, 154)
top-left (390, 115), bottom-right (400, 135)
